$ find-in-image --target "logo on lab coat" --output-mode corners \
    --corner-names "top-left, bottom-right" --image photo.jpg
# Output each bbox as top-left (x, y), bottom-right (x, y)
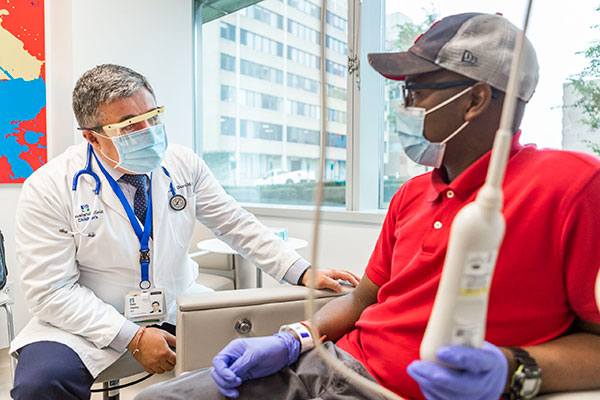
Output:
top-left (74, 208), bottom-right (104, 223)
top-left (80, 204), bottom-right (90, 213)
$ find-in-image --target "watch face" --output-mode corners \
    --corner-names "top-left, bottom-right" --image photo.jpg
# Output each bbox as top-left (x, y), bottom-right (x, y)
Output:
top-left (512, 367), bottom-right (542, 399)
top-left (522, 378), bottom-right (540, 393)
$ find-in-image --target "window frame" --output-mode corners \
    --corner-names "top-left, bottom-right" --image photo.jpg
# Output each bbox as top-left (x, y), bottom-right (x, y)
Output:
top-left (194, 0), bottom-right (385, 213)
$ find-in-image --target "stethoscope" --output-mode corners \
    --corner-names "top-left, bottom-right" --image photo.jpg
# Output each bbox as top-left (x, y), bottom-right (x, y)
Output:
top-left (59, 144), bottom-right (187, 239)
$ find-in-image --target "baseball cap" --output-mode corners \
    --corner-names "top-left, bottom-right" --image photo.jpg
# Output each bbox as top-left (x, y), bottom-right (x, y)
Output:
top-left (368, 13), bottom-right (539, 101)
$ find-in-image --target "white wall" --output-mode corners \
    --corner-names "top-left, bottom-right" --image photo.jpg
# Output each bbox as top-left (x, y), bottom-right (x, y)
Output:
top-left (250, 211), bottom-right (383, 288)
top-left (71, 0), bottom-right (195, 148)
top-left (261, 216), bottom-right (380, 275)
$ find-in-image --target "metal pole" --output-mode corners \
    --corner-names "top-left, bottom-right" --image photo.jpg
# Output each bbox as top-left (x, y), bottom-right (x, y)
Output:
top-left (1, 303), bottom-right (15, 384)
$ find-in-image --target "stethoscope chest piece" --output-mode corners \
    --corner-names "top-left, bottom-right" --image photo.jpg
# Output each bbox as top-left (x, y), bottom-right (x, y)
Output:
top-left (170, 194), bottom-right (187, 211)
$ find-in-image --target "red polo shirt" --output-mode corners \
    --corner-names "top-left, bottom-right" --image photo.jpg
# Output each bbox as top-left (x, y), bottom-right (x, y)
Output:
top-left (336, 133), bottom-right (600, 399)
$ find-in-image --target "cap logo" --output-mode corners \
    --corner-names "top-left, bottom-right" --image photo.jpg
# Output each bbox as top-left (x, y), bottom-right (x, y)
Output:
top-left (461, 50), bottom-right (478, 65)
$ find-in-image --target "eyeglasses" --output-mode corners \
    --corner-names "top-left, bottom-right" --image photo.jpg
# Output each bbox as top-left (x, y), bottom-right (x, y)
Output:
top-left (401, 80), bottom-right (475, 106)
top-left (79, 106), bottom-right (165, 137)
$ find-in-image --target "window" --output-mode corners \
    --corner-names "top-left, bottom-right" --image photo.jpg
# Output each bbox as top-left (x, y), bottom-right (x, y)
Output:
top-left (287, 99), bottom-right (319, 119)
top-left (328, 108), bottom-right (346, 124)
top-left (287, 126), bottom-right (320, 145)
top-left (220, 53), bottom-right (235, 72)
top-left (288, 19), bottom-right (320, 45)
top-left (241, 120), bottom-right (283, 141)
top-left (326, 83), bottom-right (346, 100)
top-left (220, 116), bottom-right (235, 136)
top-left (243, 4), bottom-right (283, 29)
top-left (220, 22), bottom-right (235, 41)
top-left (287, 46), bottom-right (320, 69)
top-left (241, 89), bottom-right (283, 111)
top-left (287, 0), bottom-right (320, 20)
top-left (199, 0), bottom-right (347, 205)
top-left (241, 59), bottom-right (283, 84)
top-left (240, 29), bottom-right (284, 57)
top-left (326, 35), bottom-right (347, 55)
top-left (326, 59), bottom-right (346, 77)
top-left (288, 72), bottom-right (319, 93)
top-left (326, 11), bottom-right (347, 31)
top-left (327, 132), bottom-right (346, 148)
top-left (220, 85), bottom-right (236, 102)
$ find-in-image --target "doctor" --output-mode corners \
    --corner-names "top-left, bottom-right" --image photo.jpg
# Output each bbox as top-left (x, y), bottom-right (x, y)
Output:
top-left (10, 64), bottom-right (359, 400)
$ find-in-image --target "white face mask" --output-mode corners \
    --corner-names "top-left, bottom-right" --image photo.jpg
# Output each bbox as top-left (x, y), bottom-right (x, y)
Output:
top-left (395, 86), bottom-right (472, 169)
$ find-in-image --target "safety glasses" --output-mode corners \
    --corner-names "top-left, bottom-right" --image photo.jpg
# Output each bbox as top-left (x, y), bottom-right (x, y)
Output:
top-left (401, 81), bottom-right (475, 107)
top-left (401, 81), bottom-right (500, 106)
top-left (79, 106), bottom-right (165, 137)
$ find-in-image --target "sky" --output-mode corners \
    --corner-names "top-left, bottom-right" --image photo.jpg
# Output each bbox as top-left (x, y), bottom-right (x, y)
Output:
top-left (385, 0), bottom-right (599, 149)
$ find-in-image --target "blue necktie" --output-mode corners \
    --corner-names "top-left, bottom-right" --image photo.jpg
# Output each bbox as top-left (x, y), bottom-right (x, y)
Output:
top-left (119, 174), bottom-right (148, 223)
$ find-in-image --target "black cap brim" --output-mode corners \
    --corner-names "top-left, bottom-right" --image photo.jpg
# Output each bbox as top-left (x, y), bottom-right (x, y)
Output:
top-left (368, 50), bottom-right (441, 81)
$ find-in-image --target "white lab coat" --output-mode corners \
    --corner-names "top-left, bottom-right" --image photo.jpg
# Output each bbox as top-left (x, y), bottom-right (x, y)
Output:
top-left (10, 142), bottom-right (301, 377)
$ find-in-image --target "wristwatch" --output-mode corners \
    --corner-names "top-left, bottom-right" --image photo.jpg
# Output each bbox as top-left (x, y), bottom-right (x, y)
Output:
top-left (507, 347), bottom-right (542, 400)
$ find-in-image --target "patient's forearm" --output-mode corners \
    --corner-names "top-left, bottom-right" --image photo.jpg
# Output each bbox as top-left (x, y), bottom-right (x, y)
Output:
top-left (313, 275), bottom-right (379, 341)
top-left (506, 328), bottom-right (600, 394)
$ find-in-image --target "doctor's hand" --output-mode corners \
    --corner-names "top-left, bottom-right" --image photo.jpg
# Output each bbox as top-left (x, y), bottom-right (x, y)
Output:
top-left (211, 332), bottom-right (300, 398)
top-left (407, 341), bottom-right (508, 400)
top-left (128, 327), bottom-right (177, 374)
top-left (302, 267), bottom-right (361, 292)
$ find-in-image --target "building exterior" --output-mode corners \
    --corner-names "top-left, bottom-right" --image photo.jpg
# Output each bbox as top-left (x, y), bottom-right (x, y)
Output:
top-left (201, 0), bottom-right (348, 187)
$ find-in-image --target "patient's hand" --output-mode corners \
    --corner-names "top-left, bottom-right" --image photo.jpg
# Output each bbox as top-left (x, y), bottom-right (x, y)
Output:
top-left (211, 333), bottom-right (300, 398)
top-left (128, 327), bottom-right (177, 374)
top-left (302, 268), bottom-right (360, 292)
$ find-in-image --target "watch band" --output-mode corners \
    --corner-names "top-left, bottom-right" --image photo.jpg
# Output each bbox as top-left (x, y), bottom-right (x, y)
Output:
top-left (507, 347), bottom-right (542, 400)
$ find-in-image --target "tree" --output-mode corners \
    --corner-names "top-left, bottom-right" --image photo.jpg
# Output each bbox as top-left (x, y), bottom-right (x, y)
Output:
top-left (569, 4), bottom-right (600, 155)
top-left (393, 9), bottom-right (438, 52)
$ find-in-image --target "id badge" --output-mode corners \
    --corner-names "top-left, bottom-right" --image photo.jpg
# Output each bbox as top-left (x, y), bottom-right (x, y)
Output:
top-left (124, 289), bottom-right (166, 324)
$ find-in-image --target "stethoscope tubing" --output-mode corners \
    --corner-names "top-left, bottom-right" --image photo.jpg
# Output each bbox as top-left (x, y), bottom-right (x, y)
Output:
top-left (63, 144), bottom-right (185, 238)
top-left (73, 144), bottom-right (183, 209)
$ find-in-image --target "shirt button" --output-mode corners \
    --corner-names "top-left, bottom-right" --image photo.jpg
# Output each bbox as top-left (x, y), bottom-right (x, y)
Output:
top-left (446, 190), bottom-right (455, 198)
top-left (434, 221), bottom-right (443, 229)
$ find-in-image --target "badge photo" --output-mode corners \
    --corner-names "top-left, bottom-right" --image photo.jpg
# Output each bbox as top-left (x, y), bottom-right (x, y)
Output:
top-left (125, 289), bottom-right (166, 324)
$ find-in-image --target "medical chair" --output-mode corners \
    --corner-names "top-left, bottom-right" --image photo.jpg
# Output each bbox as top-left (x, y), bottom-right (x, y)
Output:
top-left (175, 285), bottom-right (349, 374)
top-left (175, 286), bottom-right (600, 400)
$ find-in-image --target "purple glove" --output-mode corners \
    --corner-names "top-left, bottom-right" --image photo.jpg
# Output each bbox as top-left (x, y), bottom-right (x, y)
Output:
top-left (211, 332), bottom-right (300, 398)
top-left (407, 341), bottom-right (508, 400)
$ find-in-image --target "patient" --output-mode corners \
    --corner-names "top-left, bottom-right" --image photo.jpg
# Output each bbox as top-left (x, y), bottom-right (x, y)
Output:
top-left (135, 12), bottom-right (600, 400)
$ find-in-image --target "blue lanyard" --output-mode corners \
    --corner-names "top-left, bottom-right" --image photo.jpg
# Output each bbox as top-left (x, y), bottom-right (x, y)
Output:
top-left (90, 149), bottom-right (153, 289)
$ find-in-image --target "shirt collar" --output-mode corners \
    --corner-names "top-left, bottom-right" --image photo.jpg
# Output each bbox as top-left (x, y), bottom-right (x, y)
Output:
top-left (426, 131), bottom-right (524, 202)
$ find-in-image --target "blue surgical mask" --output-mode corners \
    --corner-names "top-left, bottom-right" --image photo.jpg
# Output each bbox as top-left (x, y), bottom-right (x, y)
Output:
top-left (102, 124), bottom-right (168, 174)
top-left (395, 86), bottom-right (472, 169)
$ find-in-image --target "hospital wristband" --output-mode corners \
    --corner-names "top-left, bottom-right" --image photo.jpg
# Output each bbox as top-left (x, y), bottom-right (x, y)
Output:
top-left (279, 320), bottom-right (322, 354)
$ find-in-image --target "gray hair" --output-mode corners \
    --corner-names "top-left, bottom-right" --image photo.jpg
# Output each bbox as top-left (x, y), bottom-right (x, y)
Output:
top-left (72, 64), bottom-right (155, 129)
